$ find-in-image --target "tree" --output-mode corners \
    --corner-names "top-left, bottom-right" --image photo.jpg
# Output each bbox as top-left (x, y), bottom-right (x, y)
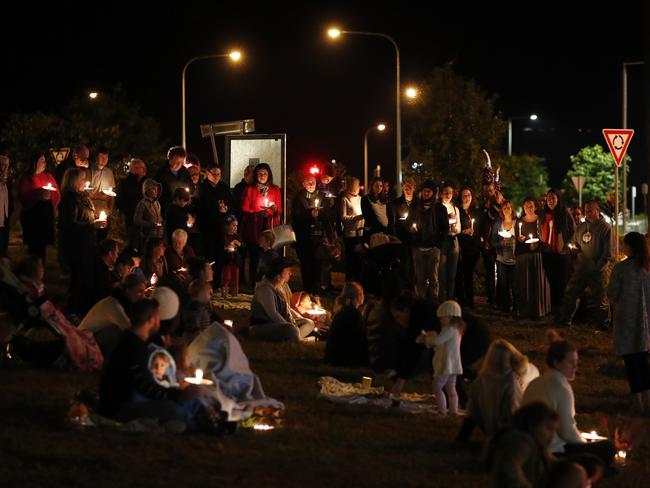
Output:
top-left (0, 85), bottom-right (166, 177)
top-left (499, 153), bottom-right (549, 207)
top-left (402, 65), bottom-right (508, 190)
top-left (562, 145), bottom-right (628, 206)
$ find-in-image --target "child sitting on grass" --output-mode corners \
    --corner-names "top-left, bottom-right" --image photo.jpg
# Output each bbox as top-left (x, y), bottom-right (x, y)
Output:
top-left (417, 300), bottom-right (465, 416)
top-left (181, 279), bottom-right (221, 342)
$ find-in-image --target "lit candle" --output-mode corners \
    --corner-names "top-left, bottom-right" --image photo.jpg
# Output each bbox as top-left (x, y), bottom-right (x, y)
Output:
top-left (224, 320), bottom-right (233, 328)
top-left (412, 222), bottom-right (417, 230)
top-left (264, 197), bottom-right (269, 208)
top-left (195, 369), bottom-right (203, 381)
top-left (400, 213), bottom-right (408, 220)
top-left (518, 222), bottom-right (522, 235)
top-left (253, 424), bottom-right (275, 431)
top-left (529, 233), bottom-right (533, 240)
top-left (42, 182), bottom-right (55, 191)
top-left (102, 187), bottom-right (117, 197)
top-left (314, 198), bottom-right (320, 208)
top-left (471, 218), bottom-right (475, 228)
top-left (150, 273), bottom-right (158, 286)
top-left (617, 450), bottom-right (627, 460)
top-left (97, 210), bottom-right (107, 222)
top-left (83, 181), bottom-right (91, 191)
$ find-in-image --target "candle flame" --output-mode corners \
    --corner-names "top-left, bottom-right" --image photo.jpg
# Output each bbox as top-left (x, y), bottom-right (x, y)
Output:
top-left (253, 424), bottom-right (275, 431)
top-left (150, 273), bottom-right (158, 286)
top-left (618, 450), bottom-right (627, 459)
top-left (195, 369), bottom-right (203, 381)
top-left (98, 210), bottom-right (107, 221)
top-left (224, 320), bottom-right (233, 328)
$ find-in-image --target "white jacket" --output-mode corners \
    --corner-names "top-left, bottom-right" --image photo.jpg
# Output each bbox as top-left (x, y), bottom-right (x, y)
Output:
top-left (522, 368), bottom-right (584, 453)
top-left (431, 325), bottom-right (463, 377)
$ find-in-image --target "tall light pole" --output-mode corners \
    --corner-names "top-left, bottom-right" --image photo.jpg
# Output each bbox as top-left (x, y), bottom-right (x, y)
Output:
top-left (363, 123), bottom-right (386, 190)
top-left (507, 113), bottom-right (538, 156)
top-left (181, 50), bottom-right (242, 148)
top-left (622, 61), bottom-right (644, 233)
top-left (328, 28), bottom-right (403, 191)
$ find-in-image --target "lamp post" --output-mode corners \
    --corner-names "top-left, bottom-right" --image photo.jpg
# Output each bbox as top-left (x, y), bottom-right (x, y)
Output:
top-left (507, 114), bottom-right (538, 156)
top-left (181, 50), bottom-right (242, 149)
top-left (622, 61), bottom-right (644, 233)
top-left (363, 123), bottom-right (386, 190)
top-left (328, 28), bottom-right (403, 190)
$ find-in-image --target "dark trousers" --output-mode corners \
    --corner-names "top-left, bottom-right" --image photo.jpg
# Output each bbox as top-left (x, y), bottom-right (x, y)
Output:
top-left (496, 261), bottom-right (516, 312)
top-left (623, 352), bottom-right (650, 393)
top-left (27, 241), bottom-right (47, 264)
top-left (246, 243), bottom-right (261, 286)
top-left (344, 237), bottom-right (362, 282)
top-left (456, 248), bottom-right (479, 306)
top-left (543, 252), bottom-right (570, 311)
top-left (481, 250), bottom-right (496, 305)
top-left (296, 243), bottom-right (318, 294)
top-left (0, 226), bottom-right (8, 257)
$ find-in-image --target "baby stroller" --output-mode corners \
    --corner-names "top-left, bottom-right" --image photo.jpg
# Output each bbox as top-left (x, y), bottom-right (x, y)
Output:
top-left (358, 231), bottom-right (406, 297)
top-left (0, 261), bottom-right (102, 372)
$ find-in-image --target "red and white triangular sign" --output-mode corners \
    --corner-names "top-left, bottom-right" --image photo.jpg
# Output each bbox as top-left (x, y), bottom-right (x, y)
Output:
top-left (602, 129), bottom-right (634, 167)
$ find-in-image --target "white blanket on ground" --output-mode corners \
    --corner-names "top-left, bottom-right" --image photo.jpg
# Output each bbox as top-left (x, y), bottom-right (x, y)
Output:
top-left (188, 322), bottom-right (284, 421)
top-left (317, 376), bottom-right (438, 414)
top-left (211, 293), bottom-right (253, 310)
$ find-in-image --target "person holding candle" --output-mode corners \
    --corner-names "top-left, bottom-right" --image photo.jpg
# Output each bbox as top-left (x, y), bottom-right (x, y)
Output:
top-left (411, 180), bottom-right (440, 302)
top-left (540, 189), bottom-right (575, 313)
top-left (340, 176), bottom-right (365, 281)
top-left (136, 237), bottom-right (168, 287)
top-left (88, 146), bottom-right (116, 242)
top-left (116, 158), bottom-right (147, 247)
top-left (492, 200), bottom-right (517, 313)
top-left (514, 197), bottom-right (551, 319)
top-left (155, 146), bottom-right (192, 214)
top-left (17, 151), bottom-right (60, 263)
top-left (164, 229), bottom-right (195, 275)
top-left (391, 176), bottom-right (418, 286)
top-left (219, 215), bottom-right (242, 297)
top-left (0, 155), bottom-right (13, 258)
top-left (456, 188), bottom-right (480, 308)
top-left (133, 178), bottom-right (163, 249)
top-left (522, 331), bottom-right (616, 466)
top-left (557, 201), bottom-right (612, 331)
top-left (164, 187), bottom-right (194, 246)
top-left (478, 181), bottom-right (501, 308)
top-left (241, 163), bottom-right (282, 287)
top-left (607, 231), bottom-right (650, 414)
top-left (361, 176), bottom-right (393, 238)
top-left (435, 184), bottom-right (461, 302)
top-left (58, 167), bottom-right (103, 314)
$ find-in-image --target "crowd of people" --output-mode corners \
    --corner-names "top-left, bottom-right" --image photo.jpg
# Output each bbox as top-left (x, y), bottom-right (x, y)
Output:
top-left (1, 143), bottom-right (650, 487)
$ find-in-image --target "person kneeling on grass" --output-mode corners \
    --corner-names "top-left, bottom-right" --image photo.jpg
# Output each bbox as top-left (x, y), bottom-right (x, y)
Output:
top-left (417, 300), bottom-right (465, 416)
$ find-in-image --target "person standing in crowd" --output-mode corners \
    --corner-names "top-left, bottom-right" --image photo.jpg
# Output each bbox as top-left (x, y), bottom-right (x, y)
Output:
top-left (607, 231), bottom-right (650, 414)
top-left (515, 196), bottom-right (551, 319)
top-left (0, 155), bottom-right (11, 258)
top-left (523, 333), bottom-right (616, 466)
top-left (233, 164), bottom-right (255, 284)
top-left (17, 152), bottom-right (61, 263)
top-left (478, 182), bottom-right (500, 307)
top-left (241, 163), bottom-right (282, 287)
top-left (133, 178), bottom-right (163, 249)
top-left (340, 175), bottom-right (364, 281)
top-left (571, 206), bottom-right (584, 226)
top-left (220, 215), bottom-right (242, 297)
top-left (317, 162), bottom-right (340, 226)
top-left (185, 154), bottom-right (202, 197)
top-left (456, 188), bottom-right (480, 307)
top-left (155, 146), bottom-right (192, 213)
top-left (58, 167), bottom-right (104, 313)
top-left (55, 143), bottom-right (90, 185)
top-left (540, 189), bottom-right (575, 313)
top-left (116, 158), bottom-right (147, 248)
top-left (436, 184), bottom-right (461, 302)
top-left (557, 201), bottom-right (612, 330)
top-left (361, 177), bottom-right (392, 237)
top-left (194, 164), bottom-right (233, 270)
top-left (492, 200), bottom-right (517, 313)
top-left (89, 147), bottom-right (116, 242)
top-left (291, 173), bottom-right (323, 294)
top-left (164, 187), bottom-right (194, 245)
top-left (391, 176), bottom-right (418, 286)
top-left (411, 180), bottom-right (440, 302)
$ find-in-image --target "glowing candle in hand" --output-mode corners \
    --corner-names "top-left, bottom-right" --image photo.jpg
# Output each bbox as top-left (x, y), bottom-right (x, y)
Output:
top-left (471, 218), bottom-right (475, 228)
top-left (195, 369), bottom-right (203, 381)
top-left (98, 210), bottom-right (107, 222)
top-left (150, 273), bottom-right (158, 286)
top-left (264, 197), bottom-right (269, 208)
top-left (314, 198), bottom-right (320, 208)
top-left (518, 222), bottom-right (522, 235)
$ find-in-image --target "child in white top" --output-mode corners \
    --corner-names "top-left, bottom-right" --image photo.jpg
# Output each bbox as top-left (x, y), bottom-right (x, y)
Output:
top-left (418, 300), bottom-right (465, 415)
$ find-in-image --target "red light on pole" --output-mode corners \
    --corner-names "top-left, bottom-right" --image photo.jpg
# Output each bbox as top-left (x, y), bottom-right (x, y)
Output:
top-left (309, 165), bottom-right (320, 175)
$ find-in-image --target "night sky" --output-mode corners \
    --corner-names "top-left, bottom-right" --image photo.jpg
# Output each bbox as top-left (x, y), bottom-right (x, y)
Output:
top-left (2, 1), bottom-right (646, 189)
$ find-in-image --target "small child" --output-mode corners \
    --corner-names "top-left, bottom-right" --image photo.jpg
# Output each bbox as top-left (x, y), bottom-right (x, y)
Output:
top-left (13, 255), bottom-right (46, 302)
top-left (165, 187), bottom-right (194, 245)
top-left (150, 351), bottom-right (173, 387)
top-left (220, 216), bottom-right (241, 297)
top-left (133, 178), bottom-right (163, 248)
top-left (417, 300), bottom-right (465, 416)
top-left (182, 279), bottom-right (220, 342)
top-left (256, 229), bottom-right (279, 281)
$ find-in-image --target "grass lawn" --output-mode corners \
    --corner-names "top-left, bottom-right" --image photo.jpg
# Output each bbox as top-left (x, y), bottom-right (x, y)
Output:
top-left (1, 243), bottom-right (649, 487)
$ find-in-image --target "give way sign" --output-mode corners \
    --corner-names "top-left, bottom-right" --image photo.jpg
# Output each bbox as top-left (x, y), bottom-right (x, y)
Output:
top-left (602, 129), bottom-right (634, 167)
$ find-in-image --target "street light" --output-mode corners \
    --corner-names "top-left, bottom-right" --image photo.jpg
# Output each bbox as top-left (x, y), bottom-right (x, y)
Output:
top-left (405, 87), bottom-right (418, 99)
top-left (88, 91), bottom-right (99, 100)
top-left (622, 61), bottom-right (644, 233)
top-left (363, 123), bottom-right (387, 190)
top-left (507, 113), bottom-right (538, 156)
top-left (181, 50), bottom-right (242, 148)
top-left (328, 27), bottom-right (403, 190)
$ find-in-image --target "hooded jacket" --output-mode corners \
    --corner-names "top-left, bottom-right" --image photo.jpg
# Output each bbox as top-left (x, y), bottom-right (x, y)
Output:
top-left (133, 178), bottom-right (163, 238)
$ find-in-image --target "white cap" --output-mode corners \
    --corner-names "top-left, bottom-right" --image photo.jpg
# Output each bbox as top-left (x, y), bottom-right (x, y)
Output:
top-left (436, 300), bottom-right (462, 318)
top-left (152, 286), bottom-right (180, 320)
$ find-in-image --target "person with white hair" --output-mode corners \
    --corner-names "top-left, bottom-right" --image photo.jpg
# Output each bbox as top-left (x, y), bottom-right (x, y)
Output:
top-left (165, 228), bottom-right (195, 273)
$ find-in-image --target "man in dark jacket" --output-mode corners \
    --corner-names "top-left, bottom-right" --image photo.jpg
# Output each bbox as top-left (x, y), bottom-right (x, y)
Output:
top-left (155, 146), bottom-right (192, 214)
top-left (411, 180), bottom-right (440, 302)
top-left (116, 158), bottom-right (147, 247)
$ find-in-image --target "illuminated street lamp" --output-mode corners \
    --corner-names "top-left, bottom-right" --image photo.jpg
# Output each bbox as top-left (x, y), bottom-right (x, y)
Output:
top-left (88, 91), bottom-right (99, 100)
top-left (363, 123), bottom-right (387, 190)
top-left (328, 27), bottom-right (404, 190)
top-left (181, 50), bottom-right (242, 148)
top-left (405, 87), bottom-right (418, 99)
top-left (507, 113), bottom-right (538, 156)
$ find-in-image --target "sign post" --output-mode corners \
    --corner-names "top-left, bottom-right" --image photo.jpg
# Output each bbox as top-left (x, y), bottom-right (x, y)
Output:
top-left (603, 129), bottom-right (634, 258)
top-left (571, 175), bottom-right (587, 208)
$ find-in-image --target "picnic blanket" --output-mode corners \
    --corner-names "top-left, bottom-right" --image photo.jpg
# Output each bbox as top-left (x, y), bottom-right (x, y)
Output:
top-left (212, 293), bottom-right (254, 310)
top-left (318, 376), bottom-right (438, 414)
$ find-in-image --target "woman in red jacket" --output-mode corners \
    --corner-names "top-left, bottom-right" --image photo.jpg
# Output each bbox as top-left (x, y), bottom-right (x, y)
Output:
top-left (17, 152), bottom-right (61, 263)
top-left (240, 163), bottom-right (282, 286)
